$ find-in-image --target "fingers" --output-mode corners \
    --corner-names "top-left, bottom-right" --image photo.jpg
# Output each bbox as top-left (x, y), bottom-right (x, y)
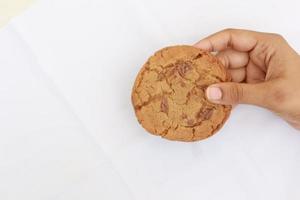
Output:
top-left (206, 82), bottom-right (269, 107)
top-left (216, 49), bottom-right (248, 82)
top-left (194, 28), bottom-right (258, 52)
top-left (217, 49), bottom-right (249, 69)
top-left (229, 68), bottom-right (246, 82)
top-left (246, 60), bottom-right (266, 83)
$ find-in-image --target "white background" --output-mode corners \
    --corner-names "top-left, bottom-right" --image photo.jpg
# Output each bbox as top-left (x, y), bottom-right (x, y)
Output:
top-left (1, 0), bottom-right (300, 199)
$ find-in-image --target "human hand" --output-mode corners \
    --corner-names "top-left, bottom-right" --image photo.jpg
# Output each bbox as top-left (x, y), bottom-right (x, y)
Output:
top-left (194, 29), bottom-right (300, 129)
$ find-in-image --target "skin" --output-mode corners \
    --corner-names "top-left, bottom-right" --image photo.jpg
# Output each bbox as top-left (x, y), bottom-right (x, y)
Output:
top-left (194, 28), bottom-right (300, 129)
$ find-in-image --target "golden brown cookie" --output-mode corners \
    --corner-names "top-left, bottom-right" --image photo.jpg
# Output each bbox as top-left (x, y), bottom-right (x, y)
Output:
top-left (132, 45), bottom-right (231, 142)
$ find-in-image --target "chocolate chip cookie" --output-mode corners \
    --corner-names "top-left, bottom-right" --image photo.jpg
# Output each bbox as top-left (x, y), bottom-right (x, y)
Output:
top-left (132, 45), bottom-right (231, 142)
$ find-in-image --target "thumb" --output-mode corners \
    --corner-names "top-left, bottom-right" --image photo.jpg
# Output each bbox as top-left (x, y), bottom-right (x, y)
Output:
top-left (206, 82), bottom-right (269, 107)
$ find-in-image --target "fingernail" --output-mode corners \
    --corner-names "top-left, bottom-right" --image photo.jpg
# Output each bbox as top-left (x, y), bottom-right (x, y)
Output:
top-left (206, 86), bottom-right (222, 100)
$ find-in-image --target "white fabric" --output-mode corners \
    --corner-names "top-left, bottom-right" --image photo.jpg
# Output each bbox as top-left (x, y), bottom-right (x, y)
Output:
top-left (1, 0), bottom-right (300, 199)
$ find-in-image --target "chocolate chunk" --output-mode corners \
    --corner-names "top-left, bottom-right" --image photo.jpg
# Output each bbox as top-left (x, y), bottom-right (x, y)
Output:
top-left (193, 53), bottom-right (203, 60)
top-left (196, 84), bottom-right (208, 90)
top-left (196, 84), bottom-right (208, 93)
top-left (196, 108), bottom-right (214, 120)
top-left (176, 61), bottom-right (191, 78)
top-left (160, 97), bottom-right (169, 114)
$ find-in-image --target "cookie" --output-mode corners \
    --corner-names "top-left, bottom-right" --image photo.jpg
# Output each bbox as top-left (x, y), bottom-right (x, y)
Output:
top-left (131, 45), bottom-right (231, 142)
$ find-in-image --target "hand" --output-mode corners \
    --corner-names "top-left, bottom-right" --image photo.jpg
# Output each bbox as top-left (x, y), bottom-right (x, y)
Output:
top-left (194, 28), bottom-right (300, 129)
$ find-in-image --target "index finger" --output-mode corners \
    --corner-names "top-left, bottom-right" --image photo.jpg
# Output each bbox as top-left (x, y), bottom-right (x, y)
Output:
top-left (194, 28), bottom-right (259, 52)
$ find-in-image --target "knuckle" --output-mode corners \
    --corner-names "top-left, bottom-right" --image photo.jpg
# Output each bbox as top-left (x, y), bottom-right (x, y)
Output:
top-left (222, 28), bottom-right (235, 33)
top-left (228, 84), bottom-right (243, 103)
top-left (269, 33), bottom-right (284, 41)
